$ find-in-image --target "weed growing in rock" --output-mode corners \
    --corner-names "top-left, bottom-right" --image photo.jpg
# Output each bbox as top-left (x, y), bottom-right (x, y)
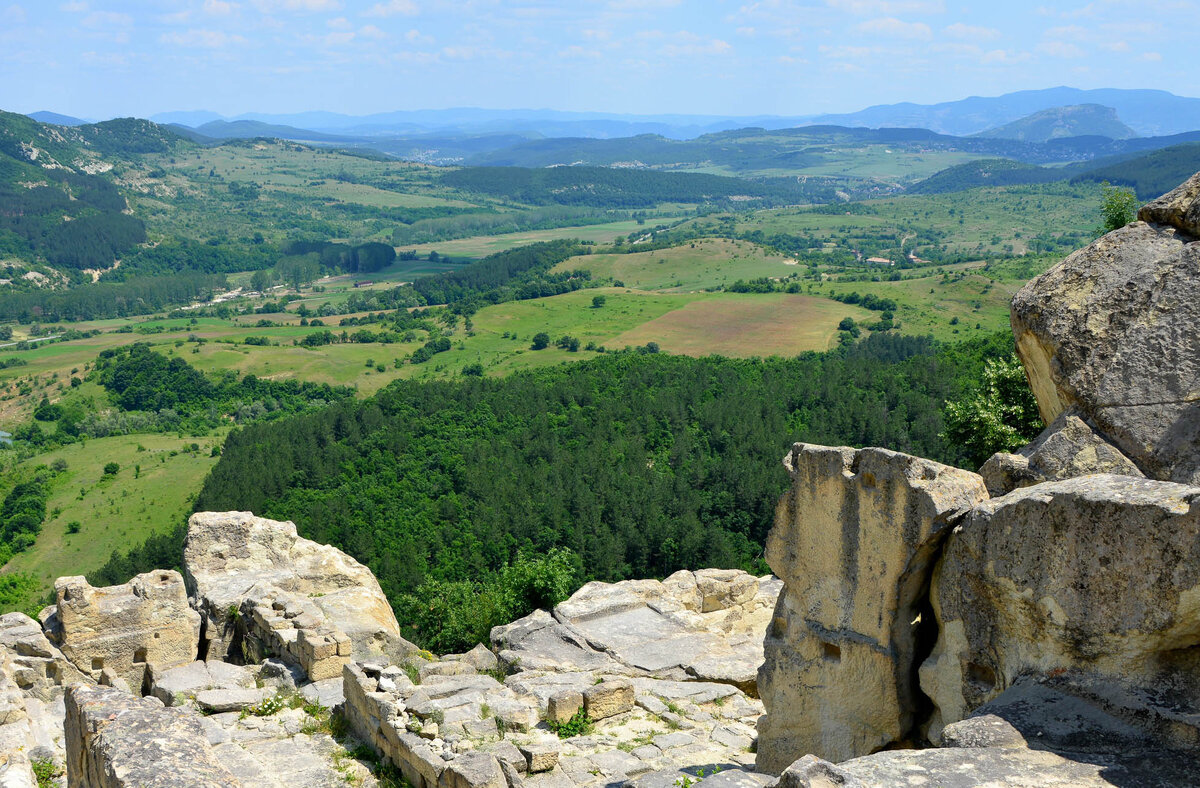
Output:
top-left (547, 708), bottom-right (593, 739)
top-left (31, 758), bottom-right (60, 788)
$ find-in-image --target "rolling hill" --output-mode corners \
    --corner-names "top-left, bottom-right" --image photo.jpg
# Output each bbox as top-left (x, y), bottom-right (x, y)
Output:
top-left (976, 104), bottom-right (1137, 142)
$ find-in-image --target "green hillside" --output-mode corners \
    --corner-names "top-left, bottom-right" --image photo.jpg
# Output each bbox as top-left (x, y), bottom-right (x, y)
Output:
top-left (975, 104), bottom-right (1137, 142)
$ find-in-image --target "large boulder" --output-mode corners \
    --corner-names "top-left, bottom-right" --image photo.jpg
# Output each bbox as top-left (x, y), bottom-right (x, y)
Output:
top-left (491, 569), bottom-right (780, 693)
top-left (48, 570), bottom-right (199, 691)
top-left (183, 511), bottom-right (412, 667)
top-left (920, 474), bottom-right (1200, 747)
top-left (755, 444), bottom-right (988, 772)
top-left (1010, 206), bottom-right (1200, 484)
top-left (978, 410), bottom-right (1142, 497)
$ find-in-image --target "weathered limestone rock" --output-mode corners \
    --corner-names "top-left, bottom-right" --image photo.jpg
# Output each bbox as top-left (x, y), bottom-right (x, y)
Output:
top-left (183, 511), bottom-right (414, 671)
top-left (517, 742), bottom-right (559, 773)
top-left (148, 660), bottom-right (257, 707)
top-left (776, 755), bottom-right (861, 788)
top-left (979, 410), bottom-right (1143, 496)
top-left (65, 684), bottom-right (240, 787)
top-left (1139, 169), bottom-right (1200, 236)
top-left (582, 680), bottom-right (634, 721)
top-left (1010, 211), bottom-right (1200, 484)
top-left (0, 612), bottom-right (86, 697)
top-left (829, 747), bottom-right (1115, 787)
top-left (49, 570), bottom-right (199, 691)
top-left (546, 690), bottom-right (583, 724)
top-left (939, 714), bottom-right (1026, 750)
top-left (440, 751), bottom-right (507, 788)
top-left (492, 570), bottom-right (780, 693)
top-left (920, 474), bottom-right (1200, 747)
top-left (755, 443), bottom-right (988, 772)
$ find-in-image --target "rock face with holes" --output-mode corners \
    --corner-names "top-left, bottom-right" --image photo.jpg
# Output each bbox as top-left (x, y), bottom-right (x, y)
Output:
top-left (492, 569), bottom-right (780, 694)
top-left (46, 570), bottom-right (200, 692)
top-left (183, 511), bottom-right (415, 674)
top-left (1010, 213), bottom-right (1200, 485)
top-left (919, 474), bottom-right (1200, 747)
top-left (754, 443), bottom-right (988, 772)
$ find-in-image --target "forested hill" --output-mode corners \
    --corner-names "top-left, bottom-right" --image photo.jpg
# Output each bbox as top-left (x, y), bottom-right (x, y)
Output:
top-left (180, 333), bottom-right (1015, 648)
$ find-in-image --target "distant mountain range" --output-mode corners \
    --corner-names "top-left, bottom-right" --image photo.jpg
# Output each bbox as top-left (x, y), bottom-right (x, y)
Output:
top-left (27, 87), bottom-right (1200, 146)
top-left (808, 87), bottom-right (1200, 137)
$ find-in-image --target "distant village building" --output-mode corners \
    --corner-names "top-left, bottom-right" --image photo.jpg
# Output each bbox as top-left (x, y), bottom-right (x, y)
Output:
top-left (866, 257), bottom-right (894, 265)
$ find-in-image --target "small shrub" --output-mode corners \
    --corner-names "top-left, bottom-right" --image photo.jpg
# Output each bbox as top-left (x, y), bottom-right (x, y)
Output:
top-left (102, 462), bottom-right (120, 475)
top-left (546, 708), bottom-right (592, 739)
top-left (66, 521), bottom-right (82, 534)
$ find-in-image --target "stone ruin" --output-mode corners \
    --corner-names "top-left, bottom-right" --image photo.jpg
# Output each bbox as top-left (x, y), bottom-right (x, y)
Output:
top-left (0, 512), bottom-right (779, 788)
top-left (4, 171), bottom-right (1200, 787)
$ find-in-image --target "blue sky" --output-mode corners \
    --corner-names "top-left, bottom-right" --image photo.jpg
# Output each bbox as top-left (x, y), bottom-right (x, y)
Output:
top-left (0, 0), bottom-right (1194, 119)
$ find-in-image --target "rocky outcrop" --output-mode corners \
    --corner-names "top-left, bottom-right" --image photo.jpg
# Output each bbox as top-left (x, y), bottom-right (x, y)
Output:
top-left (64, 684), bottom-right (240, 788)
top-left (1010, 218), bottom-right (1200, 484)
top-left (978, 409), bottom-right (1143, 496)
top-left (492, 569), bottom-right (780, 693)
top-left (1139, 169), bottom-right (1200, 236)
top-left (183, 511), bottom-right (414, 673)
top-left (919, 474), bottom-right (1200, 746)
top-left (755, 444), bottom-right (988, 772)
top-left (47, 570), bottom-right (200, 691)
top-left (0, 612), bottom-right (86, 696)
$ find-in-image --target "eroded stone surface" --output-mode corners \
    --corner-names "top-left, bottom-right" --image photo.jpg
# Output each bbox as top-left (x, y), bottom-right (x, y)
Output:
top-left (979, 410), bottom-right (1143, 496)
top-left (184, 512), bottom-right (415, 674)
top-left (1010, 217), bottom-right (1200, 484)
top-left (755, 443), bottom-right (987, 772)
top-left (920, 475), bottom-right (1200, 746)
top-left (50, 570), bottom-right (199, 691)
top-left (493, 570), bottom-right (780, 694)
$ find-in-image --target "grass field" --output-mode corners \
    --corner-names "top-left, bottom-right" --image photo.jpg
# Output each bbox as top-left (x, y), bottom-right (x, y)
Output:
top-left (552, 238), bottom-right (803, 292)
top-left (608, 293), bottom-right (871, 356)
top-left (399, 218), bottom-right (681, 259)
top-left (2, 432), bottom-right (225, 610)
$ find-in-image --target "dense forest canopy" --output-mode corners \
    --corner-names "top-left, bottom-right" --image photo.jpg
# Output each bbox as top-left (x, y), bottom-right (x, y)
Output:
top-left (177, 333), bottom-right (1015, 647)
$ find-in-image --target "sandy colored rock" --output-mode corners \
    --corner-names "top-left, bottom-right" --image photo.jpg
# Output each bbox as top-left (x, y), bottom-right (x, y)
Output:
top-left (51, 570), bottom-right (199, 691)
top-left (1010, 215), bottom-right (1200, 484)
top-left (184, 511), bottom-right (413, 667)
top-left (492, 570), bottom-right (779, 693)
top-left (940, 714), bottom-right (1026, 749)
top-left (582, 680), bottom-right (633, 721)
top-left (831, 746), bottom-right (1114, 787)
top-left (920, 474), bottom-right (1200, 746)
top-left (65, 684), bottom-right (240, 788)
top-left (546, 690), bottom-right (582, 724)
top-left (756, 443), bottom-right (988, 772)
top-left (979, 410), bottom-right (1143, 496)
top-left (1138, 169), bottom-right (1200, 236)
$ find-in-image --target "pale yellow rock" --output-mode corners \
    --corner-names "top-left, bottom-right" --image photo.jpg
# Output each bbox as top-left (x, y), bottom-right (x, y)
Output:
top-left (51, 570), bottom-right (199, 691)
top-left (756, 443), bottom-right (987, 773)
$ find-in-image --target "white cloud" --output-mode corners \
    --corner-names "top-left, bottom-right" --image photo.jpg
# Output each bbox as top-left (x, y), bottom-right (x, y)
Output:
top-left (82, 10), bottom-right (132, 27)
top-left (60, 1), bottom-right (87, 11)
top-left (943, 22), bottom-right (999, 41)
top-left (1, 4), bottom-right (25, 23)
top-left (736, 26), bottom-right (756, 36)
top-left (204, 0), bottom-right (237, 15)
top-left (1038, 40), bottom-right (1084, 58)
top-left (609, 0), bottom-right (682, 8)
top-left (358, 24), bottom-right (386, 39)
top-left (404, 28), bottom-right (433, 44)
top-left (857, 17), bottom-right (932, 39)
top-left (827, 0), bottom-right (944, 15)
top-left (251, 0), bottom-right (341, 12)
top-left (160, 28), bottom-right (247, 47)
top-left (1103, 40), bottom-right (1129, 52)
top-left (1142, 51), bottom-right (1162, 61)
top-left (559, 45), bottom-right (602, 58)
top-left (327, 15), bottom-right (351, 28)
top-left (981, 48), bottom-right (1031, 64)
top-left (363, 0), bottom-right (417, 17)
